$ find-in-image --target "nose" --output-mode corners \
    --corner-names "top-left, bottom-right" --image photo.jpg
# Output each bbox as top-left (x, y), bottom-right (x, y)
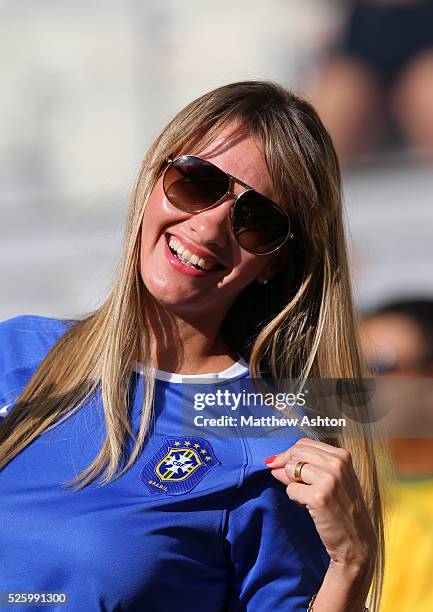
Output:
top-left (185, 196), bottom-right (234, 249)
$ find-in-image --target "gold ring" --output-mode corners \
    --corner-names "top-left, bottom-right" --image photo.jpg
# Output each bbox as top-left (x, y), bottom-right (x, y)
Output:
top-left (294, 461), bottom-right (307, 483)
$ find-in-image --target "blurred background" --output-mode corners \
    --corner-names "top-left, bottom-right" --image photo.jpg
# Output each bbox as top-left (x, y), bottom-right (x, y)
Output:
top-left (1, 0), bottom-right (433, 321)
top-left (2, 2), bottom-right (433, 609)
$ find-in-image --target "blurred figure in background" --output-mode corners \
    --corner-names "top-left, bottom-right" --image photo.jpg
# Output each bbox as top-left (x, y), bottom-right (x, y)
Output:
top-left (361, 298), bottom-right (433, 611)
top-left (304, 0), bottom-right (433, 161)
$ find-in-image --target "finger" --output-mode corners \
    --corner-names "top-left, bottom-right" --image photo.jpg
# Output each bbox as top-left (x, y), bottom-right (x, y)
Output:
top-left (285, 445), bottom-right (355, 484)
top-left (264, 438), bottom-right (352, 469)
top-left (282, 463), bottom-right (359, 518)
top-left (295, 438), bottom-right (354, 464)
top-left (269, 460), bottom-right (326, 486)
top-left (284, 481), bottom-right (320, 508)
top-left (263, 442), bottom-right (327, 469)
top-left (297, 441), bottom-right (358, 489)
top-left (285, 480), bottom-right (344, 512)
top-left (287, 444), bottom-right (337, 466)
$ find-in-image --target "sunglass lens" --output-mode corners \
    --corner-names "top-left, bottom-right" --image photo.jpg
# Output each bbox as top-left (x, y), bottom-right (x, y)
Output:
top-left (163, 156), bottom-right (229, 212)
top-left (232, 191), bottom-right (290, 254)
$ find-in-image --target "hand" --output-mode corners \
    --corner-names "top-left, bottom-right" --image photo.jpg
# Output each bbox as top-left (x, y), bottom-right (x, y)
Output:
top-left (264, 438), bottom-right (377, 574)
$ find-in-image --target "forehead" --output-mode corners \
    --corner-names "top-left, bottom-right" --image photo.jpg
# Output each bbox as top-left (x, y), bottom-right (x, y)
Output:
top-left (187, 125), bottom-right (275, 200)
top-left (360, 314), bottom-right (425, 363)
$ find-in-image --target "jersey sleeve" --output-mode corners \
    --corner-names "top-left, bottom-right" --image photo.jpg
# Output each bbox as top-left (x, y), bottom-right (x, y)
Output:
top-left (0, 314), bottom-right (75, 374)
top-left (0, 314), bottom-right (75, 420)
top-left (224, 468), bottom-right (330, 611)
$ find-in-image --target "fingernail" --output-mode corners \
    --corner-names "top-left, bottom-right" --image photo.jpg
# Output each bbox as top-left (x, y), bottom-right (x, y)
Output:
top-left (264, 455), bottom-right (277, 465)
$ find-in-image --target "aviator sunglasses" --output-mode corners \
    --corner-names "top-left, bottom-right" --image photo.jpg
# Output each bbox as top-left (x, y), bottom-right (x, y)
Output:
top-left (162, 155), bottom-right (293, 255)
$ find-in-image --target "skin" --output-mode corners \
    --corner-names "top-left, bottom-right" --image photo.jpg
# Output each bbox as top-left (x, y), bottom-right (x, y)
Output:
top-left (140, 123), bottom-right (375, 610)
top-left (139, 124), bottom-right (288, 374)
top-left (361, 313), bottom-right (427, 373)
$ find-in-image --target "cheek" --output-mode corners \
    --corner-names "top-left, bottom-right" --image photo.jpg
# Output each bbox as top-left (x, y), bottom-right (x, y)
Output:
top-left (141, 184), bottom-right (165, 238)
top-left (229, 253), bottom-right (268, 286)
top-left (140, 182), bottom-right (184, 252)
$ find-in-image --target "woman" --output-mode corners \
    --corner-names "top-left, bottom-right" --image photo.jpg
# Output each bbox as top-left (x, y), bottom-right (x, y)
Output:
top-left (0, 81), bottom-right (383, 611)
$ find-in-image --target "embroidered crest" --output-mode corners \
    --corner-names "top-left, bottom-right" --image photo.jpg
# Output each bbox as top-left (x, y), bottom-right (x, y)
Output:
top-left (140, 436), bottom-right (220, 495)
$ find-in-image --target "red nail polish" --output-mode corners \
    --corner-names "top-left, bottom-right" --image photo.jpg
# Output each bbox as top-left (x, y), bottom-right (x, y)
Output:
top-left (264, 455), bottom-right (276, 464)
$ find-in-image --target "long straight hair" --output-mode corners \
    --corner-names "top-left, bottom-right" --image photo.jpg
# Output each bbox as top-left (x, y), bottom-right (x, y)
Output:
top-left (0, 81), bottom-right (384, 610)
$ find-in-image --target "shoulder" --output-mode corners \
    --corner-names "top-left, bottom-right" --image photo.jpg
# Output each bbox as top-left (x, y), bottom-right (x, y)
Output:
top-left (0, 314), bottom-right (77, 377)
top-left (232, 376), bottom-right (310, 477)
top-left (242, 432), bottom-right (306, 477)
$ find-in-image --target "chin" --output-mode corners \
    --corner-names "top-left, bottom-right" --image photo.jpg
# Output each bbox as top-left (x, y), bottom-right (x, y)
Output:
top-left (141, 277), bottom-right (201, 308)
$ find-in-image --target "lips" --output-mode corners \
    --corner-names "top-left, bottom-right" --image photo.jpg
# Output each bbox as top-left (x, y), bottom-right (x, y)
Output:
top-left (163, 234), bottom-right (225, 278)
top-left (165, 233), bottom-right (225, 270)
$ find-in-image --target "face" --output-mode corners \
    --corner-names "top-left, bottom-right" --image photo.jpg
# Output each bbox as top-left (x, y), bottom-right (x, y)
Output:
top-left (139, 125), bottom-right (288, 319)
top-left (360, 314), bottom-right (433, 434)
top-left (360, 314), bottom-right (426, 376)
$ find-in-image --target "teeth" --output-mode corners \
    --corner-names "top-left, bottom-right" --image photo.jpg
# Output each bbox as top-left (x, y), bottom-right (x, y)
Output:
top-left (182, 249), bottom-right (193, 260)
top-left (168, 236), bottom-right (217, 271)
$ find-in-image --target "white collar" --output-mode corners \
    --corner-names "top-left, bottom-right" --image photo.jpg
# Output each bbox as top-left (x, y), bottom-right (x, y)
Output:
top-left (131, 356), bottom-right (249, 383)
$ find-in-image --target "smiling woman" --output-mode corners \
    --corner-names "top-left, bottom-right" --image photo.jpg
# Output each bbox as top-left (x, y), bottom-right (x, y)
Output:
top-left (139, 127), bottom-right (290, 332)
top-left (0, 81), bottom-right (383, 611)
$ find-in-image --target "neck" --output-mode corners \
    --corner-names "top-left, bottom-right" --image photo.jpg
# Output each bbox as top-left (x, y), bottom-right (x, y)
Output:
top-left (138, 297), bottom-right (239, 374)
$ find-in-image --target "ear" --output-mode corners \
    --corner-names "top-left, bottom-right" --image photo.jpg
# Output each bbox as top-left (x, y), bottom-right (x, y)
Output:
top-left (265, 245), bottom-right (290, 278)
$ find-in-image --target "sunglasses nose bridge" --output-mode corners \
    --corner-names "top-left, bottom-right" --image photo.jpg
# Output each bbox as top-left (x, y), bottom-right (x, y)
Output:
top-left (227, 173), bottom-right (251, 200)
top-left (227, 171), bottom-right (250, 198)
top-left (222, 187), bottom-right (240, 226)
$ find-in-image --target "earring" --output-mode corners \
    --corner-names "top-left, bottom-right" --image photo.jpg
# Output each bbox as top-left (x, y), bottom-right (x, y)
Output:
top-left (258, 277), bottom-right (269, 285)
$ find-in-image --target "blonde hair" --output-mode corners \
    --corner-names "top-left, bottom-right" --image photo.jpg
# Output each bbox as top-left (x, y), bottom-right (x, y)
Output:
top-left (0, 80), bottom-right (384, 609)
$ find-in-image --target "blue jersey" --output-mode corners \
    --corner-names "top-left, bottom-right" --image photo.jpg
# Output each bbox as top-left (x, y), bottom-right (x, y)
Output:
top-left (0, 315), bottom-right (329, 611)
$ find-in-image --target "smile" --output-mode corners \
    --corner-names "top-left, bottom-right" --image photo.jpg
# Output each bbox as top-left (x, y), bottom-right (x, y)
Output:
top-left (165, 234), bottom-right (225, 275)
top-left (168, 236), bottom-right (216, 270)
